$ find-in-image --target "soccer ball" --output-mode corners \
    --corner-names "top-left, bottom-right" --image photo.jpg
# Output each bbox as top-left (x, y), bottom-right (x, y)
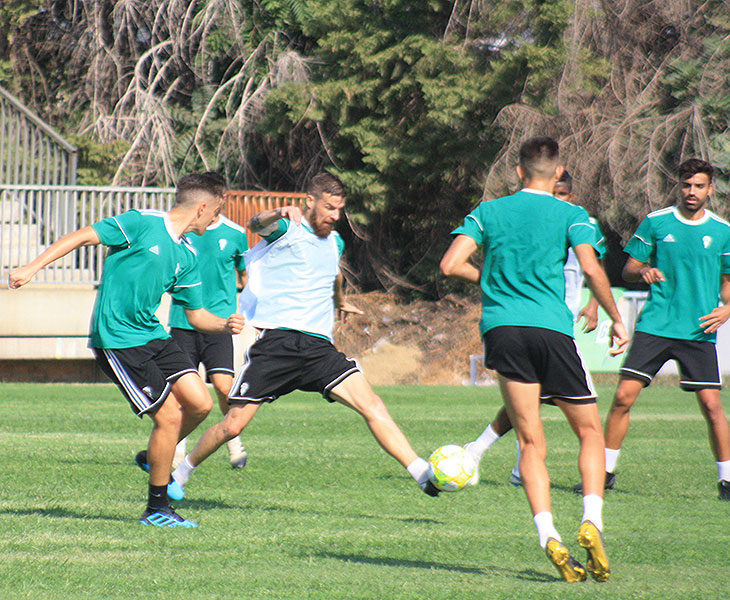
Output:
top-left (427, 444), bottom-right (477, 491)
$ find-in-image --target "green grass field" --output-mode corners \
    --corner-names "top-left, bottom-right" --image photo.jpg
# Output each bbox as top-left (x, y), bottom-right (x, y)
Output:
top-left (0, 383), bottom-right (728, 599)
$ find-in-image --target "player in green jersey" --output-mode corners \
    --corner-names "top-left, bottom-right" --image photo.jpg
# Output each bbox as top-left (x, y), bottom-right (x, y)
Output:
top-left (464, 170), bottom-right (608, 486)
top-left (580, 159), bottom-right (730, 501)
top-left (441, 137), bottom-right (629, 582)
top-left (165, 172), bottom-right (250, 470)
top-left (9, 173), bottom-right (245, 527)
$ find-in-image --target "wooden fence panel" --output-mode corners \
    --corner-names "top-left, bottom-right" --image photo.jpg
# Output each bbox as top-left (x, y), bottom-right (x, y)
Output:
top-left (225, 190), bottom-right (307, 248)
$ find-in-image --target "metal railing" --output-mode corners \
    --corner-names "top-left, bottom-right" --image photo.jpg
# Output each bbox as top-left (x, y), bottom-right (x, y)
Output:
top-left (1, 185), bottom-right (306, 286)
top-left (0, 86), bottom-right (78, 185)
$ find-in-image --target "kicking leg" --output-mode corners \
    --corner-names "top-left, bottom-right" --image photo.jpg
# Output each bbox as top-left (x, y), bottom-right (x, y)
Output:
top-left (328, 372), bottom-right (437, 495)
top-left (173, 402), bottom-right (261, 486)
top-left (210, 372), bottom-right (248, 468)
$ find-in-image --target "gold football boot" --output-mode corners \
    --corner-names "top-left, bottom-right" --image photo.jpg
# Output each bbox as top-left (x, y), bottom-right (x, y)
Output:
top-left (545, 538), bottom-right (587, 582)
top-left (577, 520), bottom-right (611, 582)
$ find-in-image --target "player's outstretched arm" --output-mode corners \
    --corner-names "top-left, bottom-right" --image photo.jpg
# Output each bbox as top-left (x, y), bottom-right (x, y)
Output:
top-left (700, 274), bottom-right (730, 334)
top-left (248, 206), bottom-right (302, 234)
top-left (622, 256), bottom-right (665, 284)
top-left (185, 308), bottom-right (245, 334)
top-left (8, 226), bottom-right (100, 289)
top-left (440, 235), bottom-right (480, 284)
top-left (575, 244), bottom-right (630, 355)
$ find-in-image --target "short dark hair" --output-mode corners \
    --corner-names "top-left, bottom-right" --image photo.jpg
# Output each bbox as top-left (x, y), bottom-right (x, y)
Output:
top-left (679, 159), bottom-right (714, 182)
top-left (557, 170), bottom-right (573, 192)
top-left (308, 172), bottom-right (346, 200)
top-left (519, 136), bottom-right (560, 180)
top-left (200, 171), bottom-right (228, 188)
top-left (175, 173), bottom-right (226, 206)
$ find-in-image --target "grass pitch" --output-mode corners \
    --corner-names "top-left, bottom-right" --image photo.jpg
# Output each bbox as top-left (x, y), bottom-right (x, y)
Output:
top-left (0, 383), bottom-right (728, 599)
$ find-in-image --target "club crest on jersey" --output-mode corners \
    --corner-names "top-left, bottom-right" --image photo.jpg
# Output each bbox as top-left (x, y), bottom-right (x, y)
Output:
top-left (703, 236), bottom-right (712, 249)
top-left (219, 239), bottom-right (228, 251)
top-left (148, 245), bottom-right (160, 255)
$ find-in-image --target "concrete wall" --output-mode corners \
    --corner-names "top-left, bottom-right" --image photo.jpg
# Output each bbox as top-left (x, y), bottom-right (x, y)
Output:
top-left (0, 286), bottom-right (257, 382)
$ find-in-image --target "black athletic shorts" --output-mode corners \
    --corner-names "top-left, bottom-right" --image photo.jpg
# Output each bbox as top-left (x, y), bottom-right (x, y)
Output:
top-left (620, 331), bottom-right (722, 391)
top-left (228, 329), bottom-right (360, 404)
top-left (170, 327), bottom-right (234, 378)
top-left (483, 326), bottom-right (597, 404)
top-left (92, 337), bottom-right (198, 417)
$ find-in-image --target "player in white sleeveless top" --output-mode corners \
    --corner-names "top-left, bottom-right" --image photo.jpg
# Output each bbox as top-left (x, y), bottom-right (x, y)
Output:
top-left (173, 173), bottom-right (441, 497)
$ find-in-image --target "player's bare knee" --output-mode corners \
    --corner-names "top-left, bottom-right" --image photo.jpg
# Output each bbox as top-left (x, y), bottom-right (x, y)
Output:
top-left (612, 387), bottom-right (637, 412)
top-left (220, 409), bottom-right (246, 438)
top-left (154, 407), bottom-right (183, 433)
top-left (358, 393), bottom-right (390, 421)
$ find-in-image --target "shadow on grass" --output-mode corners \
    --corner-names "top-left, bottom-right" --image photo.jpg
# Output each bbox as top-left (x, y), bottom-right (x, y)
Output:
top-left (317, 551), bottom-right (555, 582)
top-left (175, 498), bottom-right (238, 510)
top-left (472, 478), bottom-right (632, 497)
top-left (0, 506), bottom-right (128, 522)
top-left (254, 501), bottom-right (445, 524)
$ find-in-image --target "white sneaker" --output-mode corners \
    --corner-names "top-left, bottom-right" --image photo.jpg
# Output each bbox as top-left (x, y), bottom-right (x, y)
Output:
top-left (229, 447), bottom-right (248, 469)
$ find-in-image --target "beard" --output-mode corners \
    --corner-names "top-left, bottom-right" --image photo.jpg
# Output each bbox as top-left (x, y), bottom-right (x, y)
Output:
top-left (310, 212), bottom-right (335, 238)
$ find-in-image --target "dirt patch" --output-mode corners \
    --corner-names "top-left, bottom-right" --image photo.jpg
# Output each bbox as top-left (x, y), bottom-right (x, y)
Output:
top-left (333, 292), bottom-right (488, 385)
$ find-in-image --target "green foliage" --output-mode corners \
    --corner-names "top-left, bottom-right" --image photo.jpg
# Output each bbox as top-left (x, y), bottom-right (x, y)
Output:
top-left (660, 29), bottom-right (730, 201)
top-left (258, 0), bottom-right (575, 293)
top-left (66, 135), bottom-right (131, 186)
top-left (4, 0), bottom-right (728, 293)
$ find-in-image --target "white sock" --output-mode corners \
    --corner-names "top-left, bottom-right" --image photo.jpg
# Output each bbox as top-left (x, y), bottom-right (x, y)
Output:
top-left (227, 436), bottom-right (244, 456)
top-left (717, 459), bottom-right (730, 481)
top-left (172, 455), bottom-right (196, 485)
top-left (466, 424), bottom-right (502, 462)
top-left (605, 448), bottom-right (621, 473)
top-left (512, 438), bottom-right (521, 477)
top-left (407, 457), bottom-right (430, 487)
top-left (582, 494), bottom-right (604, 531)
top-left (533, 511), bottom-right (561, 550)
top-left (175, 438), bottom-right (187, 455)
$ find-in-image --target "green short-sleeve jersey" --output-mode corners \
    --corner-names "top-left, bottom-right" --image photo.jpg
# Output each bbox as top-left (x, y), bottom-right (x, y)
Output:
top-left (452, 189), bottom-right (599, 337)
top-left (624, 206), bottom-right (730, 342)
top-left (89, 209), bottom-right (203, 348)
top-left (168, 216), bottom-right (249, 329)
top-left (591, 217), bottom-right (607, 259)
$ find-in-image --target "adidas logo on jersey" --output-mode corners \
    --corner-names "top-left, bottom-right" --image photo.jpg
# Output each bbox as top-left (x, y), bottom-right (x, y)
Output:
top-left (662, 234), bottom-right (675, 242)
top-left (149, 245), bottom-right (160, 255)
top-left (219, 239), bottom-right (228, 251)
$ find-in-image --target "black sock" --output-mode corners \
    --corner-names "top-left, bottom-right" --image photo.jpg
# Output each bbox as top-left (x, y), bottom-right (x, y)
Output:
top-left (148, 484), bottom-right (168, 511)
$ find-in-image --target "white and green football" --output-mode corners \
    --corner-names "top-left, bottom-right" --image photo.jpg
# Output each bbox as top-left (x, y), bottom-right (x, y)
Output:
top-left (427, 444), bottom-right (477, 491)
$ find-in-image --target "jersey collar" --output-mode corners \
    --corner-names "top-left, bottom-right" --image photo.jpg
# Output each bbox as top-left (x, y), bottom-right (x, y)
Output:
top-left (206, 216), bottom-right (224, 231)
top-left (162, 212), bottom-right (183, 243)
top-left (521, 187), bottom-right (554, 197)
top-left (301, 217), bottom-right (315, 235)
top-left (672, 206), bottom-right (711, 226)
